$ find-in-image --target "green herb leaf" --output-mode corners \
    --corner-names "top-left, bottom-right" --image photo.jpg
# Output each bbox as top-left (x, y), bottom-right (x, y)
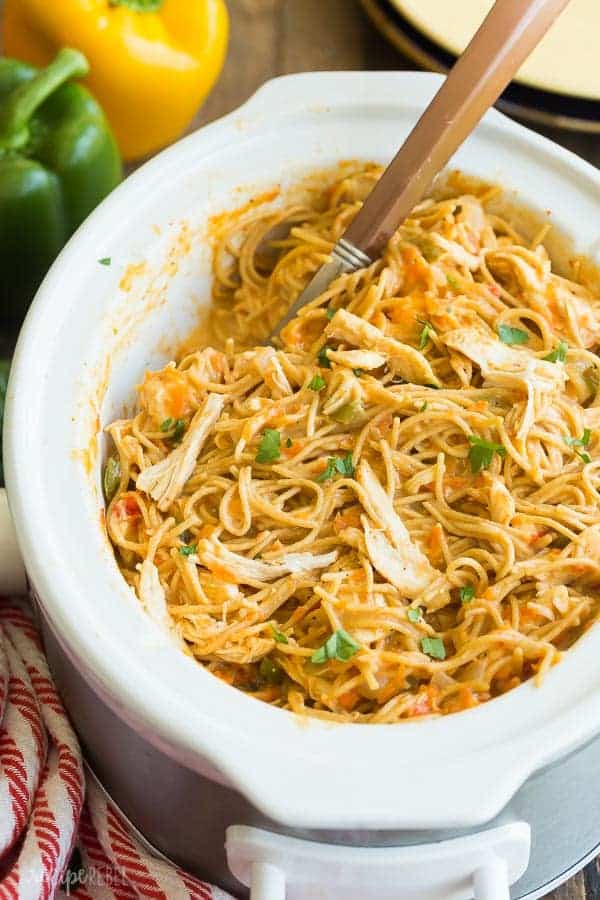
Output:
top-left (179, 544), bottom-right (197, 557)
top-left (417, 318), bottom-right (434, 351)
top-left (103, 455), bottom-right (121, 503)
top-left (270, 623), bottom-right (289, 644)
top-left (498, 324), bottom-right (528, 345)
top-left (311, 629), bottom-right (360, 665)
top-left (421, 636), bottom-right (446, 660)
top-left (316, 453), bottom-right (355, 482)
top-left (286, 437), bottom-right (293, 448)
top-left (317, 458), bottom-right (338, 482)
top-left (564, 431), bottom-right (592, 464)
top-left (98, 257), bottom-right (111, 266)
top-left (468, 435), bottom-right (506, 474)
top-left (308, 374), bottom-right (326, 392)
top-left (258, 657), bottom-right (283, 685)
top-left (172, 419), bottom-right (186, 443)
top-left (544, 340), bottom-right (568, 363)
top-left (326, 307), bottom-right (336, 320)
top-left (317, 345), bottom-right (332, 368)
top-left (256, 428), bottom-right (281, 463)
top-left (564, 429), bottom-right (591, 448)
top-left (460, 584), bottom-right (475, 603)
top-left (336, 452), bottom-right (355, 478)
top-left (446, 274), bottom-right (460, 290)
top-left (407, 607), bottom-right (423, 623)
top-left (159, 417), bottom-right (185, 441)
top-left (420, 401), bottom-right (428, 413)
top-left (353, 368), bottom-right (364, 377)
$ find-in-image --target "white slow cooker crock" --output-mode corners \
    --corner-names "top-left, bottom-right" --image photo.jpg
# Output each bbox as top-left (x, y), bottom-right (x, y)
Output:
top-left (2, 72), bottom-right (600, 899)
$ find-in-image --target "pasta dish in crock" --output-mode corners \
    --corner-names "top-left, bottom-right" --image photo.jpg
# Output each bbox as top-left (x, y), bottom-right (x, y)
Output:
top-left (105, 164), bottom-right (600, 723)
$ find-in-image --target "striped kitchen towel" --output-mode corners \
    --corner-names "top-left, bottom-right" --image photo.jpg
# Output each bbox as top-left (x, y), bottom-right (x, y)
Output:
top-left (0, 599), bottom-right (233, 900)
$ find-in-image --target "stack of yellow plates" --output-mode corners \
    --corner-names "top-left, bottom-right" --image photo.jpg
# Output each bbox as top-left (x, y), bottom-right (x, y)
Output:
top-left (362, 0), bottom-right (600, 132)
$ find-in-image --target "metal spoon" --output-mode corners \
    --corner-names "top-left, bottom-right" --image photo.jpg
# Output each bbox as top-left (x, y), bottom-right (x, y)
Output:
top-left (269, 0), bottom-right (571, 341)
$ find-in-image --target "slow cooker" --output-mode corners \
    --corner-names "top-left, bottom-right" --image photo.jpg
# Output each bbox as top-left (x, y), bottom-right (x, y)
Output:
top-left (1, 72), bottom-right (600, 899)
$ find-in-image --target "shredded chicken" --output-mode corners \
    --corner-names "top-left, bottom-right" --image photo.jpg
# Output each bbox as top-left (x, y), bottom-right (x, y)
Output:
top-left (197, 535), bottom-right (338, 584)
top-left (326, 309), bottom-right (439, 386)
top-left (137, 393), bottom-right (224, 511)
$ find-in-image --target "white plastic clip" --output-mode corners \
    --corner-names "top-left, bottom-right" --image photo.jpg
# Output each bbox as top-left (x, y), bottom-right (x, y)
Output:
top-left (226, 821), bottom-right (530, 900)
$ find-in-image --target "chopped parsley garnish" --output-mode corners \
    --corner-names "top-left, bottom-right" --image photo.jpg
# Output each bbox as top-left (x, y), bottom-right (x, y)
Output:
top-left (407, 607), bottom-right (423, 623)
top-left (498, 324), bottom-right (528, 345)
top-left (256, 428), bottom-right (281, 463)
top-left (179, 544), bottom-right (197, 557)
top-left (421, 637), bottom-right (446, 660)
top-left (160, 417), bottom-right (186, 442)
top-left (317, 453), bottom-right (355, 482)
top-left (468, 435), bottom-right (506, 474)
top-left (460, 584), bottom-right (475, 603)
top-left (446, 274), bottom-right (460, 290)
top-left (564, 429), bottom-right (591, 464)
top-left (353, 368), bottom-right (364, 377)
top-left (172, 419), bottom-right (186, 442)
top-left (286, 437), bottom-right (293, 448)
top-left (103, 455), bottom-right (121, 502)
top-left (98, 257), bottom-right (111, 266)
top-left (326, 307), bottom-right (337, 320)
top-left (544, 340), bottom-right (568, 363)
top-left (270, 623), bottom-right (289, 644)
top-left (317, 345), bottom-right (332, 368)
top-left (420, 401), bottom-right (428, 413)
top-left (311, 629), bottom-right (360, 664)
top-left (564, 429), bottom-right (591, 448)
top-left (308, 374), bottom-right (326, 392)
top-left (417, 318), bottom-right (434, 351)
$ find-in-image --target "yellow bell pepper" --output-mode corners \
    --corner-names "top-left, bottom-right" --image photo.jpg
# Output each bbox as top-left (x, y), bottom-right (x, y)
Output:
top-left (3, 0), bottom-right (229, 161)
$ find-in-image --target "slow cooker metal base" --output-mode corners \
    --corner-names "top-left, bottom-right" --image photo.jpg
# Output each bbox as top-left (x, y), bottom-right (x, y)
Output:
top-left (509, 734), bottom-right (600, 898)
top-left (85, 733), bottom-right (600, 899)
top-left (40, 614), bottom-right (600, 898)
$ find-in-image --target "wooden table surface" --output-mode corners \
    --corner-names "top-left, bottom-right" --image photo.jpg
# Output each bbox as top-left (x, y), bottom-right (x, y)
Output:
top-left (196, 7), bottom-right (600, 898)
top-left (0, 1), bottom-right (598, 896)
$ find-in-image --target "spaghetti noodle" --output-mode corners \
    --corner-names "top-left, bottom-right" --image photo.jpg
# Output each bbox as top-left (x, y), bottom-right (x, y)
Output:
top-left (105, 165), bottom-right (600, 723)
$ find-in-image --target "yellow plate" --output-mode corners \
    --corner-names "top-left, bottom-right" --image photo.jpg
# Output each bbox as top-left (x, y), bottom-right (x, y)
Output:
top-left (389, 0), bottom-right (600, 101)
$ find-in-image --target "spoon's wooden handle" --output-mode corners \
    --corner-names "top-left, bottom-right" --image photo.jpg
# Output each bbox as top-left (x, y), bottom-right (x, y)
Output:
top-left (344, 0), bottom-right (571, 259)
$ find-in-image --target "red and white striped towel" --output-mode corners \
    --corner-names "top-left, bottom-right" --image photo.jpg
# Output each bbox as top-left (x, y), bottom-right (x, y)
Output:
top-left (0, 599), bottom-right (234, 900)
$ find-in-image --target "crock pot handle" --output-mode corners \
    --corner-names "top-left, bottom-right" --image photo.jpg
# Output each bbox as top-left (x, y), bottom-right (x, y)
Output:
top-left (0, 489), bottom-right (27, 595)
top-left (226, 821), bottom-right (530, 900)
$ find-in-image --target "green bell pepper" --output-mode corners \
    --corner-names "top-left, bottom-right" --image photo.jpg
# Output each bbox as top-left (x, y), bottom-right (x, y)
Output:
top-left (0, 48), bottom-right (122, 320)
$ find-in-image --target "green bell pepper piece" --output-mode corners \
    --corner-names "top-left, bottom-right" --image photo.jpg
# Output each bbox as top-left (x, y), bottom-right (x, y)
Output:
top-left (0, 48), bottom-right (122, 320)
